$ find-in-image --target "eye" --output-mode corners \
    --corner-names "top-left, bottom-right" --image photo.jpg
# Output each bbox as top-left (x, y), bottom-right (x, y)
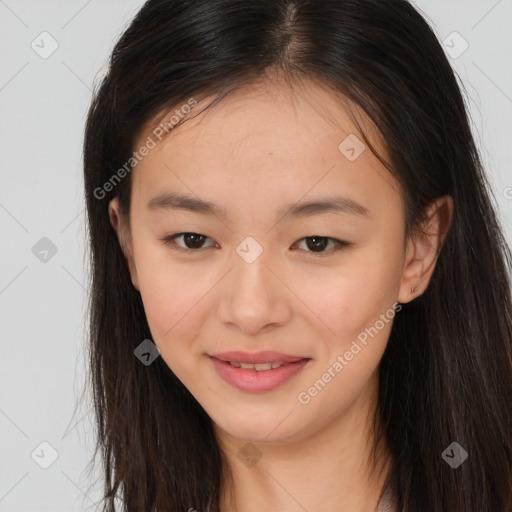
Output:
top-left (159, 233), bottom-right (350, 256)
top-left (160, 232), bottom-right (217, 251)
top-left (292, 236), bottom-right (350, 255)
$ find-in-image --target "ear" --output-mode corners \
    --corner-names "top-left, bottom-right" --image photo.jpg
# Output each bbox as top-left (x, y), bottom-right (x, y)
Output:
top-left (108, 197), bottom-right (140, 291)
top-left (398, 195), bottom-right (454, 303)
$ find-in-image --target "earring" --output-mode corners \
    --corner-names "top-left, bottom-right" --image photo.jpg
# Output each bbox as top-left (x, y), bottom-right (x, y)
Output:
top-left (411, 285), bottom-right (418, 294)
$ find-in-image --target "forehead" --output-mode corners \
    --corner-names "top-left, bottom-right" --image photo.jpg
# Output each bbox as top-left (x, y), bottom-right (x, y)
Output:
top-left (130, 77), bottom-right (403, 221)
top-left (139, 77), bottom-right (385, 155)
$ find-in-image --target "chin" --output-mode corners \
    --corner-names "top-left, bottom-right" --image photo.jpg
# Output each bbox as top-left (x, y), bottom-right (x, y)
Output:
top-left (219, 414), bottom-right (301, 444)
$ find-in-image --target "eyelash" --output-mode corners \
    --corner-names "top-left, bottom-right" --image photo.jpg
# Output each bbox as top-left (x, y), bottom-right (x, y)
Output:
top-left (159, 232), bottom-right (351, 256)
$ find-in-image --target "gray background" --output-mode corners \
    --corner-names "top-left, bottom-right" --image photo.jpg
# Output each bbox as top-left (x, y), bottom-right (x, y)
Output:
top-left (0, 1), bottom-right (511, 510)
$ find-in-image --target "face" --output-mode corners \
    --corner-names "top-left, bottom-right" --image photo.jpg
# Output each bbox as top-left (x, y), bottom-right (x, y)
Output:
top-left (109, 77), bottom-right (442, 444)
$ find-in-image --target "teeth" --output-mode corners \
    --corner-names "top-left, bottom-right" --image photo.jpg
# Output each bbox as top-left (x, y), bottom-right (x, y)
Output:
top-left (240, 362), bottom-right (255, 369)
top-left (228, 361), bottom-right (285, 371)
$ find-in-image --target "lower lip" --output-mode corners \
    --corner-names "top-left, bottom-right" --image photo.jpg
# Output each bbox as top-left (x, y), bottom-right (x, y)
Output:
top-left (209, 356), bottom-right (310, 392)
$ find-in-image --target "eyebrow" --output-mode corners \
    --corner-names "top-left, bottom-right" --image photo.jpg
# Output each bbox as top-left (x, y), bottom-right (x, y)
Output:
top-left (146, 192), bottom-right (370, 220)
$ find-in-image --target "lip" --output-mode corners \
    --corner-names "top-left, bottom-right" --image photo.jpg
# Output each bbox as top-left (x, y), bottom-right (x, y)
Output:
top-left (209, 354), bottom-right (311, 393)
top-left (210, 350), bottom-right (308, 364)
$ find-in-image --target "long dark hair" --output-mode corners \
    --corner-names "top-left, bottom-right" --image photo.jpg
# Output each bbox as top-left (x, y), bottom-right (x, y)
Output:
top-left (82, 0), bottom-right (512, 510)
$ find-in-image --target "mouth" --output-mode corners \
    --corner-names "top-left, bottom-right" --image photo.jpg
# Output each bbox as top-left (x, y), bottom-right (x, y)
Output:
top-left (221, 360), bottom-right (291, 371)
top-left (208, 351), bottom-right (312, 392)
top-left (210, 350), bottom-right (308, 365)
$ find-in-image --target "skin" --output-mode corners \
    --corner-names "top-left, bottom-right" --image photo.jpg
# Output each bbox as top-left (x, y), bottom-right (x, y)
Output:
top-left (109, 75), bottom-right (453, 512)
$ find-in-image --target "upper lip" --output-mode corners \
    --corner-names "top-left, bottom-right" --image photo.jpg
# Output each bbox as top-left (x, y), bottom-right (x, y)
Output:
top-left (210, 351), bottom-right (309, 364)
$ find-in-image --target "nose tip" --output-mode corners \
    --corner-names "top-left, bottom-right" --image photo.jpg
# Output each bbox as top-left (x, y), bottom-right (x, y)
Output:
top-left (215, 244), bottom-right (294, 334)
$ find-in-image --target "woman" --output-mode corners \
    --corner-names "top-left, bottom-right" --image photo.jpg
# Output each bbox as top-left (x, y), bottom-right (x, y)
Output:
top-left (82, 0), bottom-right (512, 510)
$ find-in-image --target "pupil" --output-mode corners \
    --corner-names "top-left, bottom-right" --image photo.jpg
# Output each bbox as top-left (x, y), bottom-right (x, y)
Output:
top-left (185, 233), bottom-right (204, 249)
top-left (307, 236), bottom-right (327, 252)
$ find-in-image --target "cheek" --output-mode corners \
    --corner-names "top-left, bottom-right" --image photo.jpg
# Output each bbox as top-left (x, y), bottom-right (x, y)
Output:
top-left (133, 248), bottom-right (211, 359)
top-left (304, 246), bottom-right (403, 344)
top-left (137, 271), bottom-right (213, 390)
top-left (295, 259), bottom-right (400, 419)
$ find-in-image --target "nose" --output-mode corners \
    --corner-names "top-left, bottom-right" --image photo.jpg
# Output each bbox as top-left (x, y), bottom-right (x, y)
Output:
top-left (217, 250), bottom-right (292, 336)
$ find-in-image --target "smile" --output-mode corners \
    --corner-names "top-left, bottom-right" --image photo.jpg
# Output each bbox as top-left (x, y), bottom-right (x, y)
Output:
top-left (209, 356), bottom-right (311, 392)
top-left (226, 361), bottom-right (286, 370)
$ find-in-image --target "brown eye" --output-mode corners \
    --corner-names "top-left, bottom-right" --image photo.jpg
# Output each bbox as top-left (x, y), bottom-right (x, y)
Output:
top-left (160, 233), bottom-right (349, 256)
top-left (305, 236), bottom-right (330, 252)
top-left (161, 232), bottom-right (216, 251)
top-left (180, 233), bottom-right (207, 249)
top-left (293, 236), bottom-right (349, 255)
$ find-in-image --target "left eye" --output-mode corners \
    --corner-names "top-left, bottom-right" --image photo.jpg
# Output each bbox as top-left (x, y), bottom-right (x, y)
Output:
top-left (292, 235), bottom-right (349, 254)
top-left (160, 233), bottom-right (349, 255)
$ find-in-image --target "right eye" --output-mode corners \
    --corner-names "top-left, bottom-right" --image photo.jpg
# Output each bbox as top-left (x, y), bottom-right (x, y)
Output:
top-left (159, 232), bottom-right (217, 252)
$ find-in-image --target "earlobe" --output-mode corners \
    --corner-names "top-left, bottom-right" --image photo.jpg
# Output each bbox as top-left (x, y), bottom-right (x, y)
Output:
top-left (398, 195), bottom-right (454, 303)
top-left (108, 198), bottom-right (140, 291)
